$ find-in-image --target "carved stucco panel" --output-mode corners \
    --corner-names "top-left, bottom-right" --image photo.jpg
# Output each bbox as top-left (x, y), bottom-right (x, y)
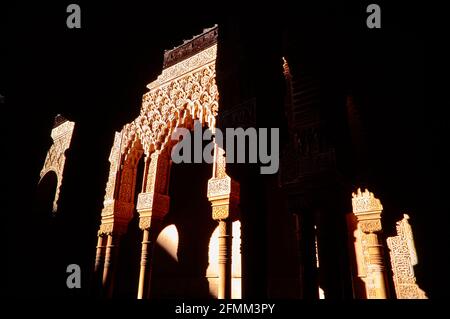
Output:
top-left (387, 215), bottom-right (427, 299)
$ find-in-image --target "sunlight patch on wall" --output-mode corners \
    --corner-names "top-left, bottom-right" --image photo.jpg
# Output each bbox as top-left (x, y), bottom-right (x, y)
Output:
top-left (206, 220), bottom-right (241, 298)
top-left (156, 224), bottom-right (179, 262)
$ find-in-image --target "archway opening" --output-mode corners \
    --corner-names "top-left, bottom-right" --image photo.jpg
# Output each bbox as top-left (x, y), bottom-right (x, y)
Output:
top-left (113, 151), bottom-right (146, 298)
top-left (151, 127), bottom-right (215, 298)
top-left (30, 170), bottom-right (67, 296)
top-left (206, 220), bottom-right (242, 298)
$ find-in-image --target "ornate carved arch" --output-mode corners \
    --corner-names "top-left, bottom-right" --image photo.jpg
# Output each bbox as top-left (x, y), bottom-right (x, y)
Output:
top-left (96, 28), bottom-right (240, 299)
top-left (39, 117), bottom-right (75, 213)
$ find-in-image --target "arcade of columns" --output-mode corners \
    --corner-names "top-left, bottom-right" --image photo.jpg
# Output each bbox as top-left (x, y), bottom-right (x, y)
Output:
top-left (34, 26), bottom-right (425, 299)
top-left (92, 37), bottom-right (239, 299)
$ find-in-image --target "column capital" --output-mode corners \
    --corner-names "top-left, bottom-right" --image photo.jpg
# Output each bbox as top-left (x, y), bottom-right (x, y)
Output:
top-left (208, 176), bottom-right (240, 221)
top-left (101, 199), bottom-right (135, 220)
top-left (207, 176), bottom-right (239, 199)
top-left (138, 216), bottom-right (164, 231)
top-left (137, 192), bottom-right (170, 216)
top-left (98, 221), bottom-right (128, 236)
top-left (352, 188), bottom-right (383, 233)
top-left (137, 192), bottom-right (169, 230)
top-left (359, 219), bottom-right (383, 233)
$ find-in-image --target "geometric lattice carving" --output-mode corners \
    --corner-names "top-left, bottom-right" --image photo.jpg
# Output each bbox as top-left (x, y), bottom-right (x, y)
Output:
top-left (39, 116), bottom-right (75, 213)
top-left (387, 214), bottom-right (428, 299)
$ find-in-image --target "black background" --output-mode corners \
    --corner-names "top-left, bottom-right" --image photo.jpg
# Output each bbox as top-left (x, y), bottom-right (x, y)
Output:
top-left (2, 0), bottom-right (443, 303)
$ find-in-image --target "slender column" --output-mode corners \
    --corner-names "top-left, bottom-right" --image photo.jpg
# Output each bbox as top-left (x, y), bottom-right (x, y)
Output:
top-left (136, 150), bottom-right (171, 299)
top-left (208, 145), bottom-right (239, 299)
top-left (92, 234), bottom-right (107, 296)
top-left (365, 232), bottom-right (387, 298)
top-left (95, 235), bottom-right (106, 273)
top-left (218, 219), bottom-right (232, 299)
top-left (102, 233), bottom-right (119, 298)
top-left (137, 222), bottom-right (161, 299)
top-left (138, 229), bottom-right (151, 299)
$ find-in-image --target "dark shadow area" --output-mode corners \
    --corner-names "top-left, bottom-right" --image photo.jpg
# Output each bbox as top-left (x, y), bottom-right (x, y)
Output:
top-left (113, 155), bottom-right (145, 298)
top-left (35, 171), bottom-right (57, 215)
top-left (152, 134), bottom-right (215, 298)
top-left (4, 2), bottom-right (437, 300)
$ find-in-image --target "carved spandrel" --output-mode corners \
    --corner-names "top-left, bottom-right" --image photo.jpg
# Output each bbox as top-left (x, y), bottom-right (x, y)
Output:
top-left (120, 58), bottom-right (219, 155)
top-left (39, 118), bottom-right (75, 213)
top-left (143, 150), bottom-right (171, 194)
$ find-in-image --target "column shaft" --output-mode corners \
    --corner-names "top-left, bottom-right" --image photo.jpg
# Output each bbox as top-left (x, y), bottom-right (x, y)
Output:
top-left (366, 233), bottom-right (388, 298)
top-left (218, 219), bottom-right (232, 299)
top-left (102, 233), bottom-right (118, 298)
top-left (93, 235), bottom-right (106, 295)
top-left (137, 229), bottom-right (154, 299)
top-left (95, 235), bottom-right (106, 273)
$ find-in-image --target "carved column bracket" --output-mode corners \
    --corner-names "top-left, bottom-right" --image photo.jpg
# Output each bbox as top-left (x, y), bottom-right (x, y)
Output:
top-left (101, 199), bottom-right (135, 219)
top-left (98, 221), bottom-right (129, 237)
top-left (208, 176), bottom-right (240, 221)
top-left (136, 192), bottom-right (170, 230)
top-left (99, 199), bottom-right (136, 236)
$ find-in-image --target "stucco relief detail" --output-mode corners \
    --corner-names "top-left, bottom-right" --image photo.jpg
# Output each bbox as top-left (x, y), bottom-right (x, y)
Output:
top-left (387, 215), bottom-right (427, 299)
top-left (39, 119), bottom-right (75, 213)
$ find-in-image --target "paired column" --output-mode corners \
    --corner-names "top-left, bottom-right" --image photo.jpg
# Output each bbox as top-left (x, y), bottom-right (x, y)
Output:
top-left (102, 232), bottom-right (120, 298)
top-left (94, 235), bottom-right (106, 276)
top-left (95, 217), bottom-right (129, 298)
top-left (92, 234), bottom-right (106, 296)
